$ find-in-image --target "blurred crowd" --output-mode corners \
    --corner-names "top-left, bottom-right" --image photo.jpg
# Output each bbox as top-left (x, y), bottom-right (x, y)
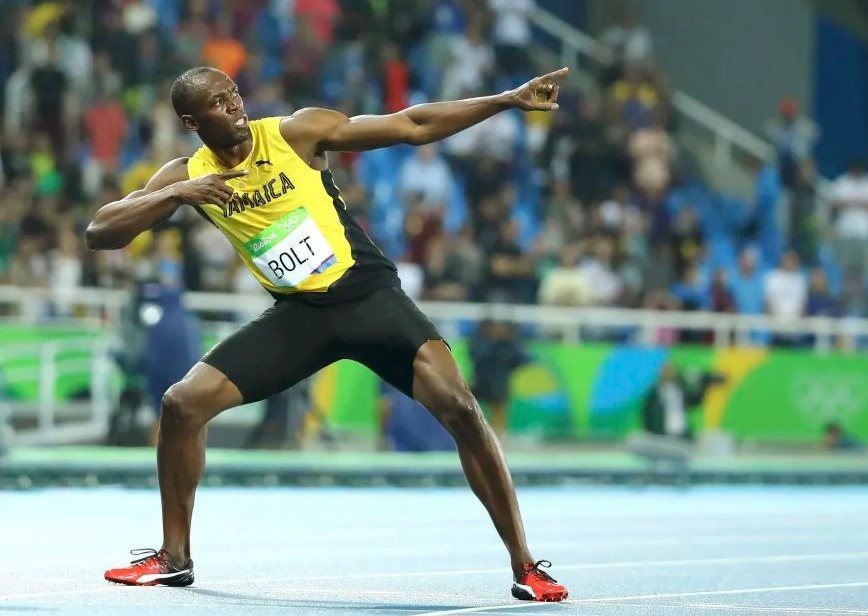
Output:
top-left (0, 0), bottom-right (865, 328)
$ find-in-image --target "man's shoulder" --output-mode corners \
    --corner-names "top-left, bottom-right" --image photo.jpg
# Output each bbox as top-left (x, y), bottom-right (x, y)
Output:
top-left (155, 157), bottom-right (191, 183)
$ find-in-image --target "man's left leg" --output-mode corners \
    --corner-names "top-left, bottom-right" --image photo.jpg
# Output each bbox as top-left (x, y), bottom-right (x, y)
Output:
top-left (413, 340), bottom-right (531, 571)
top-left (411, 341), bottom-right (568, 601)
top-left (341, 287), bottom-right (567, 601)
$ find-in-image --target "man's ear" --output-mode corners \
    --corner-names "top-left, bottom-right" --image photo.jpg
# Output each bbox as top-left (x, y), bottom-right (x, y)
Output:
top-left (180, 115), bottom-right (198, 131)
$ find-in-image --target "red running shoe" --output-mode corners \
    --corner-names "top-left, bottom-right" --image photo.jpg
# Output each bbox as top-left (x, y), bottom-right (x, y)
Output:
top-left (104, 549), bottom-right (194, 587)
top-left (511, 560), bottom-right (569, 602)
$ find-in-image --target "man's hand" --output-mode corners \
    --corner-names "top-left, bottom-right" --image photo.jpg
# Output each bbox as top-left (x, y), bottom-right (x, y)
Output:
top-left (507, 67), bottom-right (569, 112)
top-left (170, 170), bottom-right (249, 206)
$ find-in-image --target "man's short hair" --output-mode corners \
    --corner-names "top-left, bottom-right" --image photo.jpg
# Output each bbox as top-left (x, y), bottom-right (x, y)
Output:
top-left (170, 67), bottom-right (218, 116)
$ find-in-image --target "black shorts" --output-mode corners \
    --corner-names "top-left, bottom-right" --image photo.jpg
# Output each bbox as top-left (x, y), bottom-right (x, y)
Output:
top-left (201, 285), bottom-right (443, 403)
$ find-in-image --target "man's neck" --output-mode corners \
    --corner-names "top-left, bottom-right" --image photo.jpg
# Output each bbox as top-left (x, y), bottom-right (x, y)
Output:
top-left (207, 139), bottom-right (253, 169)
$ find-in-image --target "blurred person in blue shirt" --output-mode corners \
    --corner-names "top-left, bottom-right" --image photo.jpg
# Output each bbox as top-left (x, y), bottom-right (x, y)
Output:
top-left (379, 382), bottom-right (455, 452)
top-left (671, 263), bottom-right (709, 312)
top-left (469, 320), bottom-right (529, 435)
top-left (806, 268), bottom-right (841, 318)
top-left (730, 248), bottom-right (765, 315)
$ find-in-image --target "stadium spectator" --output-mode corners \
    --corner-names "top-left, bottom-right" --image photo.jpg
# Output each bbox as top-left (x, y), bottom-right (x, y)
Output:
top-left (533, 179), bottom-right (586, 266)
top-left (709, 270), bottom-right (736, 313)
top-left (537, 245), bottom-right (589, 307)
top-left (380, 42), bottom-right (410, 114)
top-left (764, 251), bottom-right (807, 319)
top-left (487, 0), bottom-right (535, 77)
top-left (578, 235), bottom-right (622, 306)
top-left (202, 15), bottom-right (247, 80)
top-left (641, 363), bottom-right (725, 440)
top-left (731, 248), bottom-right (765, 315)
top-left (398, 143), bottom-right (455, 212)
top-left (295, 0), bottom-right (342, 46)
top-left (29, 40), bottom-right (68, 157)
top-left (378, 381), bottom-right (455, 452)
top-left (671, 263), bottom-right (708, 312)
top-left (422, 227), bottom-right (483, 301)
top-left (94, 10), bottom-right (139, 88)
top-left (828, 158), bottom-right (868, 276)
top-left (600, 9), bottom-right (653, 77)
top-left (441, 18), bottom-right (494, 101)
top-left (668, 207), bottom-right (704, 280)
top-left (641, 362), bottom-right (700, 441)
top-left (282, 15), bottom-right (325, 104)
top-left (469, 320), bottom-right (529, 435)
top-left (806, 268), bottom-right (841, 318)
top-left (628, 117), bottom-right (674, 202)
top-left (83, 87), bottom-right (128, 173)
top-left (788, 157), bottom-right (820, 266)
top-left (765, 97), bottom-right (818, 188)
top-left (482, 219), bottom-right (537, 304)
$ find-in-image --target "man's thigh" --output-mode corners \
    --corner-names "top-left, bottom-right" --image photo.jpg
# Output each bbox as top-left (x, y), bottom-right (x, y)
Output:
top-left (202, 299), bottom-right (338, 404)
top-left (334, 286), bottom-right (445, 397)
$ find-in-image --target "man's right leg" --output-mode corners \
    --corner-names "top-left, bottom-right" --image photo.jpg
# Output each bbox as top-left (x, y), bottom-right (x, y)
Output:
top-left (106, 299), bottom-right (335, 586)
top-left (104, 362), bottom-right (241, 586)
top-left (158, 362), bottom-right (243, 564)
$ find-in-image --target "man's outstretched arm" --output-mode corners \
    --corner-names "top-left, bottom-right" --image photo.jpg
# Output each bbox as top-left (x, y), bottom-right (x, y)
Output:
top-left (281, 67), bottom-right (568, 159)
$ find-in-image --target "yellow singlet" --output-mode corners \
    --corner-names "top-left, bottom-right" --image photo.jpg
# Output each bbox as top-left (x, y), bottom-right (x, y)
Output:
top-left (187, 117), bottom-right (396, 302)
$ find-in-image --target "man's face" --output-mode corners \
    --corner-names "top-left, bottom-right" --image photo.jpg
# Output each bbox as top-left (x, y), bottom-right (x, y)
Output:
top-left (181, 71), bottom-right (251, 148)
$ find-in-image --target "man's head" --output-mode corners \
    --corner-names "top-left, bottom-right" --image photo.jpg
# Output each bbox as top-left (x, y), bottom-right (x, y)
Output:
top-left (809, 268), bottom-right (828, 294)
top-left (739, 248), bottom-right (757, 276)
top-left (170, 67), bottom-right (251, 148)
top-left (780, 250), bottom-right (800, 272)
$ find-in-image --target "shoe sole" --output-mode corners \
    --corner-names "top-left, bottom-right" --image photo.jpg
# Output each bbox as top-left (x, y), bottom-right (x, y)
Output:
top-left (511, 584), bottom-right (568, 602)
top-left (105, 571), bottom-right (194, 587)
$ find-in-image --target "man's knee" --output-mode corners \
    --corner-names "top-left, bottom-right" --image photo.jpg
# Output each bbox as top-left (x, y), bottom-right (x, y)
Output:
top-left (161, 382), bottom-right (210, 429)
top-left (438, 386), bottom-right (486, 440)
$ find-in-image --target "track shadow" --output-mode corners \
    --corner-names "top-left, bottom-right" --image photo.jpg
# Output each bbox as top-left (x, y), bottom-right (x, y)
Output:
top-left (183, 587), bottom-right (463, 613)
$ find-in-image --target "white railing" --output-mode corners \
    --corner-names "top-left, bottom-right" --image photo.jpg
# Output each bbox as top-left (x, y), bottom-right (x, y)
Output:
top-left (528, 9), bottom-right (774, 168)
top-left (0, 336), bottom-right (114, 446)
top-left (1, 285), bottom-right (866, 353)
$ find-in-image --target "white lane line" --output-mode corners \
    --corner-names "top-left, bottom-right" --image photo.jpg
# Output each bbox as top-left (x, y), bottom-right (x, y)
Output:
top-left (651, 601), bottom-right (868, 614)
top-left (207, 550), bottom-right (868, 585)
top-left (413, 581), bottom-right (868, 616)
top-left (413, 603), bottom-right (559, 616)
top-left (577, 581), bottom-right (868, 605)
top-left (4, 552), bottom-right (868, 602)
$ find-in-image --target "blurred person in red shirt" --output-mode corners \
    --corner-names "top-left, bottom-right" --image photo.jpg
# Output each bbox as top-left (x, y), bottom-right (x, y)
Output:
top-left (202, 16), bottom-right (247, 80)
top-left (84, 88), bottom-right (128, 172)
top-left (382, 43), bottom-right (409, 114)
top-left (294, 0), bottom-right (341, 45)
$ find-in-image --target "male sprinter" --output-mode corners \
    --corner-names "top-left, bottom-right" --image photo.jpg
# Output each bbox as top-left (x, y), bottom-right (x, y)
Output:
top-left (89, 65), bottom-right (569, 602)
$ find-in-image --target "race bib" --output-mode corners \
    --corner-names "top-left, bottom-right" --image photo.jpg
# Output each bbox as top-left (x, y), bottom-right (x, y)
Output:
top-left (244, 207), bottom-right (337, 288)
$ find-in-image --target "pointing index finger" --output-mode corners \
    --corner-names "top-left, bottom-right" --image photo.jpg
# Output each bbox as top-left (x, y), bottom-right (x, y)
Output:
top-left (216, 170), bottom-right (249, 179)
top-left (539, 66), bottom-right (570, 82)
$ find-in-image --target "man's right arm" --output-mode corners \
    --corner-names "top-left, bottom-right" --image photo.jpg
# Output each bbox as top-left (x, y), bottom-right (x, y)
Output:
top-left (85, 158), bottom-right (247, 251)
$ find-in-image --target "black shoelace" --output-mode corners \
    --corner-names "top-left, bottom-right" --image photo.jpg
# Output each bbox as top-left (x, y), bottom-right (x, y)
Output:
top-left (129, 548), bottom-right (161, 565)
top-left (529, 560), bottom-right (558, 582)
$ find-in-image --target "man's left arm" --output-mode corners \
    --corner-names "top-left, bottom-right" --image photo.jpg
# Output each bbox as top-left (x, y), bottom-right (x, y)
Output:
top-left (281, 67), bottom-right (568, 161)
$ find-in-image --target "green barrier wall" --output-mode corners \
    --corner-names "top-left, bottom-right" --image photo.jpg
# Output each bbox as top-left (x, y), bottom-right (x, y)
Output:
top-left (3, 326), bottom-right (867, 442)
